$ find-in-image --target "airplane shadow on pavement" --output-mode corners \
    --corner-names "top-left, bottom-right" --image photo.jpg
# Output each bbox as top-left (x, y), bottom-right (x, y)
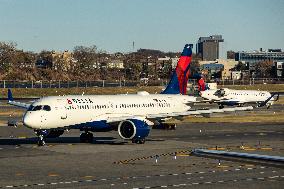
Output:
top-left (0, 136), bottom-right (128, 146)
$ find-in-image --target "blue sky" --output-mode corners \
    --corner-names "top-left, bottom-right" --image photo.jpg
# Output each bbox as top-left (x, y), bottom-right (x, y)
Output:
top-left (0, 0), bottom-right (283, 55)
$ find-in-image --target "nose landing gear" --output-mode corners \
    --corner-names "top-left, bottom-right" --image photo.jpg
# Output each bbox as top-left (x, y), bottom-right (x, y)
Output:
top-left (38, 135), bottom-right (46, 146)
top-left (35, 130), bottom-right (47, 146)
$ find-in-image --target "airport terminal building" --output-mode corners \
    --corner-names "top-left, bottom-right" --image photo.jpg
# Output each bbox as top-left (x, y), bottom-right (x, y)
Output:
top-left (235, 49), bottom-right (284, 68)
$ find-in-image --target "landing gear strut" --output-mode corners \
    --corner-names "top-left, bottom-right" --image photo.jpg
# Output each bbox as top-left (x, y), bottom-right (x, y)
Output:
top-left (35, 130), bottom-right (46, 146)
top-left (38, 135), bottom-right (46, 146)
top-left (80, 131), bottom-right (93, 143)
top-left (132, 138), bottom-right (145, 144)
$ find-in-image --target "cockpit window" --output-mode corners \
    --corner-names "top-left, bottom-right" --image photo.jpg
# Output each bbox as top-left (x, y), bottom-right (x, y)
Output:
top-left (27, 105), bottom-right (51, 111)
top-left (27, 105), bottom-right (34, 111)
top-left (43, 105), bottom-right (51, 111)
top-left (33, 105), bottom-right (42, 111)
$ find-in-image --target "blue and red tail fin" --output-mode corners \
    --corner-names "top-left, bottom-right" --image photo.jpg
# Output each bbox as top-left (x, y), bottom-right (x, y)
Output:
top-left (161, 44), bottom-right (192, 95)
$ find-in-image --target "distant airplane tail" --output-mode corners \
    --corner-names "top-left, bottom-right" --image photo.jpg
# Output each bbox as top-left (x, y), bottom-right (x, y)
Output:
top-left (192, 73), bottom-right (207, 91)
top-left (258, 93), bottom-right (279, 108)
top-left (8, 89), bottom-right (13, 101)
top-left (161, 44), bottom-right (192, 95)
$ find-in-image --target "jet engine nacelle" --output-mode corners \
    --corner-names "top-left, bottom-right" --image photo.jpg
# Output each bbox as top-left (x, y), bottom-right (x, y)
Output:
top-left (118, 119), bottom-right (150, 140)
top-left (35, 129), bottom-right (64, 138)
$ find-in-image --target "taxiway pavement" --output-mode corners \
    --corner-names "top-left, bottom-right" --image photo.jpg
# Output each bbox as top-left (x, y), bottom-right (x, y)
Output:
top-left (0, 121), bottom-right (283, 188)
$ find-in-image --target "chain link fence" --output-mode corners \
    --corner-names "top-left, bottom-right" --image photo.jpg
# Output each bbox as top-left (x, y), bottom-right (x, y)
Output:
top-left (0, 80), bottom-right (168, 88)
top-left (0, 78), bottom-right (283, 89)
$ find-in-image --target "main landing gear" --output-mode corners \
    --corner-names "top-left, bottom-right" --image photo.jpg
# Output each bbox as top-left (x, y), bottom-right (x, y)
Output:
top-left (80, 131), bottom-right (93, 143)
top-left (153, 123), bottom-right (177, 130)
top-left (218, 104), bottom-right (224, 109)
top-left (132, 138), bottom-right (145, 144)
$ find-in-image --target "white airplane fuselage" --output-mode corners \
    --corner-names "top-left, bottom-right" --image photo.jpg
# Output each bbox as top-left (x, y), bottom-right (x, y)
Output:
top-left (201, 88), bottom-right (273, 105)
top-left (23, 93), bottom-right (196, 130)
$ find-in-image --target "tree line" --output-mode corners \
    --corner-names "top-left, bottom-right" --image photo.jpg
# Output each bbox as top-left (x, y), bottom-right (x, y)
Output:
top-left (1, 41), bottom-right (197, 81)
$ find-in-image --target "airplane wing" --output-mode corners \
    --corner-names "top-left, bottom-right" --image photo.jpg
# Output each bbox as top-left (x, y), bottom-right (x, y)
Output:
top-left (105, 106), bottom-right (253, 123)
top-left (7, 89), bottom-right (31, 109)
top-left (146, 106), bottom-right (253, 118)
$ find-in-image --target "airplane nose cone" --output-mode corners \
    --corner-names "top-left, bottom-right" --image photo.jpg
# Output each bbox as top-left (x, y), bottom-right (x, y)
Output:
top-left (23, 114), bottom-right (34, 128)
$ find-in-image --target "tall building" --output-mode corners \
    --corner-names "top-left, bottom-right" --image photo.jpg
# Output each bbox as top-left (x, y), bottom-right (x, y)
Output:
top-left (196, 35), bottom-right (224, 61)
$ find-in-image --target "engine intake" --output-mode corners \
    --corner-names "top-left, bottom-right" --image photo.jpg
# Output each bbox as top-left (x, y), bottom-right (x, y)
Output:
top-left (118, 119), bottom-right (150, 140)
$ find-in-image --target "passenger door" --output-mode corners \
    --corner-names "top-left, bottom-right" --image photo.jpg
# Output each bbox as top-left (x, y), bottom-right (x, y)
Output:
top-left (56, 99), bottom-right (67, 120)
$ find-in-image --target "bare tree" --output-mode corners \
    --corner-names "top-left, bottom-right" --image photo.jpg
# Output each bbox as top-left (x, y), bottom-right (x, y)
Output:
top-left (0, 41), bottom-right (17, 72)
top-left (255, 60), bottom-right (274, 78)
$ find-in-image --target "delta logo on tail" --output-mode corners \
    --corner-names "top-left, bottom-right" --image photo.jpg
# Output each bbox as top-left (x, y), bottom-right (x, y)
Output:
top-left (162, 44), bottom-right (192, 95)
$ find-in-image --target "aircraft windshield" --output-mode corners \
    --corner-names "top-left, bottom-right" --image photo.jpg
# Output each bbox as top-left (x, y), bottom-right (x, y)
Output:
top-left (27, 105), bottom-right (51, 111)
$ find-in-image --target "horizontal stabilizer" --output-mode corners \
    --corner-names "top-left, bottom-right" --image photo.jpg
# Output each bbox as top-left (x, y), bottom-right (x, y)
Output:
top-left (7, 89), bottom-right (31, 109)
top-left (258, 93), bottom-right (279, 107)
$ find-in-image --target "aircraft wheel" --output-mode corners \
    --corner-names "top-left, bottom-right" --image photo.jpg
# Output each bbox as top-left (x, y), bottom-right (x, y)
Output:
top-left (86, 132), bottom-right (93, 143)
top-left (170, 124), bottom-right (177, 130)
top-left (132, 138), bottom-right (145, 144)
top-left (139, 138), bottom-right (146, 144)
top-left (37, 135), bottom-right (46, 146)
top-left (80, 133), bottom-right (87, 143)
top-left (80, 132), bottom-right (93, 143)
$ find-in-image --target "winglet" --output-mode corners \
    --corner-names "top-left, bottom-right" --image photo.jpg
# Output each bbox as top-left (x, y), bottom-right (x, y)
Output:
top-left (8, 89), bottom-right (13, 102)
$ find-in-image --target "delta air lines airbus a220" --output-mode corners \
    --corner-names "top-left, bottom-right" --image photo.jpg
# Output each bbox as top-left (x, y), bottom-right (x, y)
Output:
top-left (8, 44), bottom-right (253, 146)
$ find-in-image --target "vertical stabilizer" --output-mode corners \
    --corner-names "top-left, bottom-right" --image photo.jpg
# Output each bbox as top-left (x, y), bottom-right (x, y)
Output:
top-left (161, 44), bottom-right (192, 94)
top-left (8, 89), bottom-right (13, 101)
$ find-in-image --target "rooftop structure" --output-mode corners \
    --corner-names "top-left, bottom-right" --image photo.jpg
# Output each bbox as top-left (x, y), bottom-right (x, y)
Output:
top-left (235, 49), bottom-right (284, 70)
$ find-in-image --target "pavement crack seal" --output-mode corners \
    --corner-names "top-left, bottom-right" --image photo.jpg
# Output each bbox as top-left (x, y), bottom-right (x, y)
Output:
top-left (113, 144), bottom-right (282, 165)
top-left (113, 150), bottom-right (191, 164)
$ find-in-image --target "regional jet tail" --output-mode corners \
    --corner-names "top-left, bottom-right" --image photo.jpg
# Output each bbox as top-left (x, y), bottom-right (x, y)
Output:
top-left (162, 44), bottom-right (192, 95)
top-left (7, 44), bottom-right (253, 146)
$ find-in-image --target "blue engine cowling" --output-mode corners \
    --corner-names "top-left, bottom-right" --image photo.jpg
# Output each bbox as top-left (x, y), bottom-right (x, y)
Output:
top-left (118, 119), bottom-right (150, 140)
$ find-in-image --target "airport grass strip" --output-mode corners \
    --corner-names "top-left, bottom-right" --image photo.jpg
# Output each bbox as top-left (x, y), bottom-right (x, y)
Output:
top-left (0, 86), bottom-right (164, 98)
top-left (184, 112), bottom-right (284, 123)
